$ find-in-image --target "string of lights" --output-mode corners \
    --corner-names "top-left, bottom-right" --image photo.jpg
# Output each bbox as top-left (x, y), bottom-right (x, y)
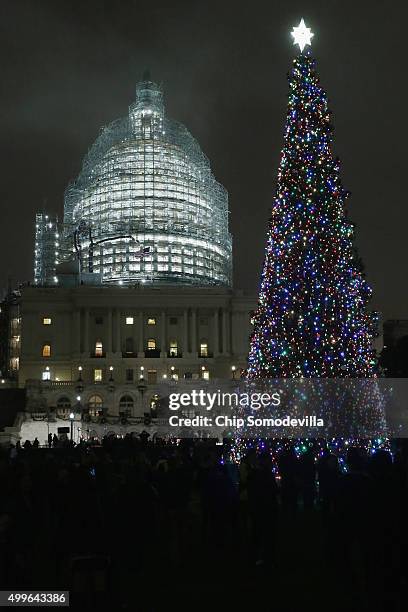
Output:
top-left (246, 38), bottom-right (378, 379)
top-left (232, 22), bottom-right (384, 467)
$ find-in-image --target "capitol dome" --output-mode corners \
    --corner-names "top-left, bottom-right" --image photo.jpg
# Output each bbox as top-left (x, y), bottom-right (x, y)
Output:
top-left (63, 76), bottom-right (232, 287)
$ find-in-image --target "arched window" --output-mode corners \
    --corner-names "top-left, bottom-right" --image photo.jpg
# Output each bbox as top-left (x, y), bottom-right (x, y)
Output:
top-left (57, 396), bottom-right (71, 409)
top-left (42, 344), bottom-right (51, 357)
top-left (119, 395), bottom-right (134, 412)
top-left (56, 396), bottom-right (71, 416)
top-left (125, 337), bottom-right (134, 353)
top-left (199, 340), bottom-right (208, 357)
top-left (95, 340), bottom-right (103, 357)
top-left (88, 394), bottom-right (103, 417)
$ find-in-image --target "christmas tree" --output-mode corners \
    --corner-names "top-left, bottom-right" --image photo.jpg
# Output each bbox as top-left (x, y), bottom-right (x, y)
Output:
top-left (246, 20), bottom-right (378, 379)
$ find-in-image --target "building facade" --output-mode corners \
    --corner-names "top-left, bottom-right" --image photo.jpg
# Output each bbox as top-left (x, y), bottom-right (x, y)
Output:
top-left (0, 75), bottom-right (255, 443)
top-left (0, 290), bottom-right (21, 382)
top-left (10, 284), bottom-right (254, 443)
top-left (19, 284), bottom-right (254, 404)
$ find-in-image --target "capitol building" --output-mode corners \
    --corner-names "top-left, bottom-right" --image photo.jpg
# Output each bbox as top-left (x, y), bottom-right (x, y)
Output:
top-left (0, 75), bottom-right (255, 443)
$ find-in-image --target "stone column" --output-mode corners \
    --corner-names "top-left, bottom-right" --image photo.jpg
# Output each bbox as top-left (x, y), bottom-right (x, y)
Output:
top-left (213, 308), bottom-right (219, 357)
top-left (138, 311), bottom-right (144, 356)
top-left (191, 309), bottom-right (197, 354)
top-left (161, 311), bottom-right (166, 357)
top-left (107, 309), bottom-right (112, 353)
top-left (222, 308), bottom-right (229, 355)
top-left (72, 309), bottom-right (81, 355)
top-left (83, 308), bottom-right (89, 355)
top-left (231, 311), bottom-right (239, 356)
top-left (183, 309), bottom-right (189, 354)
top-left (115, 309), bottom-right (121, 354)
top-left (236, 311), bottom-right (247, 356)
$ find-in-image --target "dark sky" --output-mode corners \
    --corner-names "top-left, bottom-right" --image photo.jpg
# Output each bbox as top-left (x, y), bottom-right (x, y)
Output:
top-left (0, 0), bottom-right (406, 321)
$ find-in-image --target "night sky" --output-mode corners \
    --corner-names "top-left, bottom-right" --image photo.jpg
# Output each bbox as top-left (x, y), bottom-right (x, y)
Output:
top-left (0, 0), bottom-right (406, 321)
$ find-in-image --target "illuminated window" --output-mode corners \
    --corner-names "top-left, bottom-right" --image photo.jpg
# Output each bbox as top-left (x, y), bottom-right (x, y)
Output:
top-left (95, 340), bottom-right (103, 357)
top-left (42, 344), bottom-right (51, 358)
top-left (11, 336), bottom-right (20, 348)
top-left (169, 340), bottom-right (178, 357)
top-left (10, 357), bottom-right (19, 371)
top-left (42, 368), bottom-right (50, 381)
top-left (199, 342), bottom-right (208, 357)
top-left (94, 369), bottom-right (102, 382)
top-left (147, 338), bottom-right (156, 350)
top-left (150, 393), bottom-right (160, 411)
top-left (147, 317), bottom-right (156, 325)
top-left (202, 369), bottom-right (210, 380)
top-left (88, 394), bottom-right (103, 417)
top-left (126, 316), bottom-right (134, 325)
top-left (43, 317), bottom-right (52, 325)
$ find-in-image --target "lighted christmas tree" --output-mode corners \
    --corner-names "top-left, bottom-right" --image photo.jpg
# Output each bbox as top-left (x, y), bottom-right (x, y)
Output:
top-left (246, 19), bottom-right (378, 379)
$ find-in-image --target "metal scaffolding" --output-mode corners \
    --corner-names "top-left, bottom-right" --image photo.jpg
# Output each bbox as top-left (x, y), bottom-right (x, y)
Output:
top-left (61, 78), bottom-right (232, 287)
top-left (33, 213), bottom-right (59, 286)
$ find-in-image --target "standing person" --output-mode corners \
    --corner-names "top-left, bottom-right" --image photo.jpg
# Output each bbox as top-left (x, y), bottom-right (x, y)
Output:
top-left (278, 446), bottom-right (298, 513)
top-left (47, 433), bottom-right (52, 448)
top-left (298, 447), bottom-right (316, 510)
top-left (32, 438), bottom-right (39, 449)
top-left (334, 447), bottom-right (374, 600)
top-left (247, 453), bottom-right (279, 566)
top-left (317, 450), bottom-right (340, 515)
top-left (9, 444), bottom-right (17, 462)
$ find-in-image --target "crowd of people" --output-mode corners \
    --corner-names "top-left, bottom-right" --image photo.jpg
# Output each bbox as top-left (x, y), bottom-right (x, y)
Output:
top-left (0, 435), bottom-right (407, 610)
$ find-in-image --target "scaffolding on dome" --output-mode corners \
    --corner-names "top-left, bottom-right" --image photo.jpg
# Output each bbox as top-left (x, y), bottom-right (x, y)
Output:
top-left (60, 78), bottom-right (232, 287)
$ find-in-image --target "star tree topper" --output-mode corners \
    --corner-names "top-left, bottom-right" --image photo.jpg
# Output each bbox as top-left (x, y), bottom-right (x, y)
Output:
top-left (291, 18), bottom-right (314, 53)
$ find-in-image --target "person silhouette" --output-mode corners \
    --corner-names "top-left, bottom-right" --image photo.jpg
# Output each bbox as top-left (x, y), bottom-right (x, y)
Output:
top-left (278, 446), bottom-right (298, 513)
top-left (247, 452), bottom-right (278, 566)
